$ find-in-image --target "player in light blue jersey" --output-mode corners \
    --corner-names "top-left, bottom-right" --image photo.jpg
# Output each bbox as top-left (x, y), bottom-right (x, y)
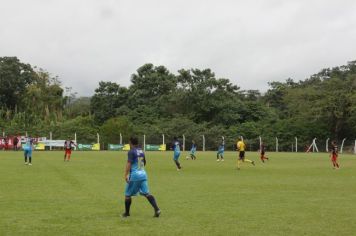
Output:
top-left (23, 136), bottom-right (34, 165)
top-left (122, 137), bottom-right (160, 218)
top-left (172, 137), bottom-right (182, 170)
top-left (217, 137), bottom-right (225, 162)
top-left (188, 140), bottom-right (197, 160)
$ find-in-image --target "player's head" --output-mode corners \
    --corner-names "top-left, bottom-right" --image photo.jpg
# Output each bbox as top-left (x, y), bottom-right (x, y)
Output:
top-left (129, 137), bottom-right (139, 146)
top-left (331, 140), bottom-right (336, 145)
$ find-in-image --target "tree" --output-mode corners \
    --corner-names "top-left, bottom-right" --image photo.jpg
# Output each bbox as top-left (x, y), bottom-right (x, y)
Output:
top-left (90, 81), bottom-right (128, 124)
top-left (100, 116), bottom-right (133, 145)
top-left (0, 57), bottom-right (36, 110)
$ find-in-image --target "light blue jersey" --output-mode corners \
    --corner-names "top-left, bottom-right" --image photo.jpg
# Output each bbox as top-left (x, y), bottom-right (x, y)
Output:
top-left (23, 137), bottom-right (33, 157)
top-left (128, 148), bottom-right (147, 182)
top-left (173, 140), bottom-right (181, 160)
top-left (125, 147), bottom-right (149, 196)
top-left (190, 143), bottom-right (196, 154)
top-left (217, 140), bottom-right (225, 154)
top-left (23, 138), bottom-right (33, 151)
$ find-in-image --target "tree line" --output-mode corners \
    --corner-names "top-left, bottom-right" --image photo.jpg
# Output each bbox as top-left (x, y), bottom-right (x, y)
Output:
top-left (1, 56), bottom-right (355, 150)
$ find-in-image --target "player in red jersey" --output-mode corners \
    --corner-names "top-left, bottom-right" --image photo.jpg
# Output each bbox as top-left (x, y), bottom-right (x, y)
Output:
top-left (330, 141), bottom-right (339, 169)
top-left (64, 137), bottom-right (77, 162)
top-left (260, 142), bottom-right (269, 163)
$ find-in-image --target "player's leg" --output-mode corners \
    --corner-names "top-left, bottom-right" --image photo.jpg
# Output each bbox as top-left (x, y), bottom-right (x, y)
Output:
top-left (141, 181), bottom-right (160, 217)
top-left (237, 159), bottom-right (241, 169)
top-left (67, 150), bottom-right (71, 161)
top-left (334, 156), bottom-right (339, 168)
top-left (122, 182), bottom-right (137, 217)
top-left (123, 196), bottom-right (132, 217)
top-left (28, 150), bottom-right (32, 165)
top-left (216, 152), bottom-right (220, 161)
top-left (244, 159), bottom-right (255, 165)
top-left (64, 150), bottom-right (67, 161)
top-left (220, 152), bottom-right (224, 161)
top-left (174, 153), bottom-right (181, 170)
top-left (24, 150), bottom-right (28, 164)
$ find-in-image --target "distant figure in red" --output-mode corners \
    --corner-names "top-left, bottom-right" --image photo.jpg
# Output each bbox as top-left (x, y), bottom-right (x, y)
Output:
top-left (13, 136), bottom-right (19, 151)
top-left (330, 141), bottom-right (339, 169)
top-left (64, 137), bottom-right (76, 162)
top-left (260, 142), bottom-right (269, 163)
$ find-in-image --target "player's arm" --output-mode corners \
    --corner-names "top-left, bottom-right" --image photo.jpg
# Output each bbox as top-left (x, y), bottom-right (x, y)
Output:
top-left (124, 152), bottom-right (133, 183)
top-left (124, 162), bottom-right (131, 183)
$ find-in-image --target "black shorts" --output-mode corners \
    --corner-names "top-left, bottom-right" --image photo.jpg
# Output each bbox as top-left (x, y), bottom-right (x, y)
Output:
top-left (239, 151), bottom-right (245, 160)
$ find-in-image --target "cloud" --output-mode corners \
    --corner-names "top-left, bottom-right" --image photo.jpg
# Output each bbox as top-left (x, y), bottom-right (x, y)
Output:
top-left (1, 0), bottom-right (356, 95)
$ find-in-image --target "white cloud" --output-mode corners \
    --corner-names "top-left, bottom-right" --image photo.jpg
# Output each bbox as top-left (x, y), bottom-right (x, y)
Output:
top-left (1, 0), bottom-right (356, 95)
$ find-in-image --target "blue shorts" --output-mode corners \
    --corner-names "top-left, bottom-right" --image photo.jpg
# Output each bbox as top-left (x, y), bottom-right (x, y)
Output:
top-left (217, 150), bottom-right (224, 155)
top-left (125, 179), bottom-right (149, 197)
top-left (173, 152), bottom-right (180, 161)
top-left (24, 149), bottom-right (32, 157)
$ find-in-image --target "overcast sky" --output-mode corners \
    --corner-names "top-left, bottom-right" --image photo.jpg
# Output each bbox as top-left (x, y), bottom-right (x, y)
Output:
top-left (1, 0), bottom-right (356, 96)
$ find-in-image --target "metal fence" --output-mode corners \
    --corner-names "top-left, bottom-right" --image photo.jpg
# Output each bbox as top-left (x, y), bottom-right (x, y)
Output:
top-left (1, 130), bottom-right (356, 154)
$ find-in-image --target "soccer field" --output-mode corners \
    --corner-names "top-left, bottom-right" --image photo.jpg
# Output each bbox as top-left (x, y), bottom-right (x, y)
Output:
top-left (1, 151), bottom-right (355, 236)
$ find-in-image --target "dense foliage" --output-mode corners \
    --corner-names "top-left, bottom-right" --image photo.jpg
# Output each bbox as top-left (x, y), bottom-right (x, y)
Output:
top-left (1, 57), bottom-right (355, 150)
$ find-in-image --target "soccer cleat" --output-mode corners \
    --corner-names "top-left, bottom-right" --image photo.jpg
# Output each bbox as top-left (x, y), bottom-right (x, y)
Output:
top-left (121, 213), bottom-right (130, 218)
top-left (28, 163), bottom-right (32, 166)
top-left (154, 209), bottom-right (161, 217)
top-left (252, 161), bottom-right (255, 166)
top-left (25, 162), bottom-right (28, 165)
top-left (217, 159), bottom-right (220, 162)
top-left (221, 159), bottom-right (224, 162)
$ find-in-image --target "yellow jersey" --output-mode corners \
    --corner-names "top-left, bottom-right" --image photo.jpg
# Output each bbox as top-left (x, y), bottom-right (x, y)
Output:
top-left (237, 141), bottom-right (245, 151)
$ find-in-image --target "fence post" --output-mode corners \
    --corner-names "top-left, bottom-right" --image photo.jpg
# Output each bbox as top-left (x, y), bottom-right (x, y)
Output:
top-left (340, 138), bottom-right (346, 153)
top-left (162, 134), bottom-right (165, 145)
top-left (120, 133), bottom-right (122, 145)
top-left (74, 132), bottom-right (77, 150)
top-left (326, 138), bottom-right (329, 152)
top-left (295, 137), bottom-right (298, 152)
top-left (182, 134), bottom-right (185, 152)
top-left (259, 136), bottom-right (262, 150)
top-left (143, 134), bottom-right (146, 151)
top-left (354, 139), bottom-right (356, 154)
top-left (97, 133), bottom-right (100, 145)
top-left (50, 132), bottom-right (53, 151)
top-left (202, 135), bottom-right (205, 152)
top-left (275, 137), bottom-right (279, 152)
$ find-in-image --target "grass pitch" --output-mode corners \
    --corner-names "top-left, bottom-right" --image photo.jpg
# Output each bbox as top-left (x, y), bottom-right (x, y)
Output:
top-left (0, 150), bottom-right (356, 235)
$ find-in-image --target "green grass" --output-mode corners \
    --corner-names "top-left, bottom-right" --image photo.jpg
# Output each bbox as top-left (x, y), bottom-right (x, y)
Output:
top-left (0, 150), bottom-right (356, 235)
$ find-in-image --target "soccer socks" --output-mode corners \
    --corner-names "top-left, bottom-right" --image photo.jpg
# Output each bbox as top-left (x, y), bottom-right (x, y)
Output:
top-left (29, 156), bottom-right (32, 164)
top-left (24, 155), bottom-right (27, 163)
top-left (124, 197), bottom-right (132, 215)
top-left (244, 159), bottom-right (253, 164)
top-left (146, 195), bottom-right (160, 212)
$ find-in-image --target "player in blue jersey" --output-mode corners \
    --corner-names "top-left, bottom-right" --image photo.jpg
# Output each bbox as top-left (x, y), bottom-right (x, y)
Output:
top-left (188, 140), bottom-right (197, 160)
top-left (172, 137), bottom-right (182, 170)
top-left (216, 137), bottom-right (225, 162)
top-left (122, 137), bottom-right (160, 218)
top-left (23, 136), bottom-right (34, 165)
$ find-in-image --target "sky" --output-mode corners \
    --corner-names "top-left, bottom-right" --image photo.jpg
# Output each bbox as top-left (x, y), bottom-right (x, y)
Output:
top-left (1, 0), bottom-right (356, 96)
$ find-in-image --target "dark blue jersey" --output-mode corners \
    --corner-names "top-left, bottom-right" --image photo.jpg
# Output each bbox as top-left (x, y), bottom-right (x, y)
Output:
top-left (127, 148), bottom-right (147, 181)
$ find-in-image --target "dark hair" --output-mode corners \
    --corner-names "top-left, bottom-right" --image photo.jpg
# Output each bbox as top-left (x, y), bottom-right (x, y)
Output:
top-left (173, 136), bottom-right (177, 140)
top-left (130, 137), bottom-right (139, 145)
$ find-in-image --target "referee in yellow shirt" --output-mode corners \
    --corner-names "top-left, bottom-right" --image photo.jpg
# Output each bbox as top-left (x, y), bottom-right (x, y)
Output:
top-left (236, 137), bottom-right (255, 169)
